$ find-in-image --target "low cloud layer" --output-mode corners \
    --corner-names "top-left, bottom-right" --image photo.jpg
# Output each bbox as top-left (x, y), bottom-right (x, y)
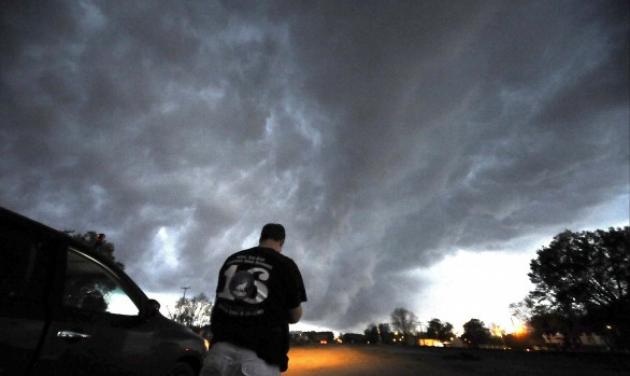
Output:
top-left (2, 0), bottom-right (628, 329)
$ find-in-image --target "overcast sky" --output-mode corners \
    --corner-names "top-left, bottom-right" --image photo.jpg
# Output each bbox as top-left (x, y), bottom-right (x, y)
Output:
top-left (2, 0), bottom-right (628, 332)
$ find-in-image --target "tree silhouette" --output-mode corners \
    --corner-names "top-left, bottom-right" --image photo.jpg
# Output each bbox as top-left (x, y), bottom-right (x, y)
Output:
top-left (65, 230), bottom-right (124, 269)
top-left (364, 323), bottom-right (380, 344)
top-left (378, 323), bottom-right (394, 344)
top-left (390, 307), bottom-right (418, 335)
top-left (462, 318), bottom-right (490, 348)
top-left (426, 318), bottom-right (454, 341)
top-left (510, 298), bottom-right (569, 343)
top-left (526, 227), bottom-right (629, 348)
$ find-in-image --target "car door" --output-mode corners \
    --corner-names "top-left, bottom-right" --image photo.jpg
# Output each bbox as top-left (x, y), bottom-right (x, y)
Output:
top-left (0, 218), bottom-right (57, 376)
top-left (32, 246), bottom-right (156, 376)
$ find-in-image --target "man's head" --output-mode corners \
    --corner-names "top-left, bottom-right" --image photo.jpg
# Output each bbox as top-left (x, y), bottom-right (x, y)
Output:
top-left (259, 223), bottom-right (285, 252)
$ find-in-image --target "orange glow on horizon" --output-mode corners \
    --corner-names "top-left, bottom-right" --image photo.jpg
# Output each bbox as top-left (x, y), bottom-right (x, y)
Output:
top-left (511, 323), bottom-right (529, 337)
top-left (490, 324), bottom-right (505, 338)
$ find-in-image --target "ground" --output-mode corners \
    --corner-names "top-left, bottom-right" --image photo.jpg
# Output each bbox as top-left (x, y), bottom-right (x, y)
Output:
top-left (285, 345), bottom-right (630, 376)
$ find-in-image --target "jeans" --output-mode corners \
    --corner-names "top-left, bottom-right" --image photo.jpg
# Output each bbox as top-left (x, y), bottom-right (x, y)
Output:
top-left (201, 341), bottom-right (281, 376)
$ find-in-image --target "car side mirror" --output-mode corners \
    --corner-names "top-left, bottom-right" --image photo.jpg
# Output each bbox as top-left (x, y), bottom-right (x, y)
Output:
top-left (142, 299), bottom-right (161, 318)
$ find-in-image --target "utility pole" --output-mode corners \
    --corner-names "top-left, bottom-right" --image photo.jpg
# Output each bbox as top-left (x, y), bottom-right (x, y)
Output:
top-left (181, 286), bottom-right (190, 299)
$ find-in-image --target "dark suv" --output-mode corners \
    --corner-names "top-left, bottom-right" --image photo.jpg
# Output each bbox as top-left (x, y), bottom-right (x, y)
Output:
top-left (0, 206), bottom-right (207, 376)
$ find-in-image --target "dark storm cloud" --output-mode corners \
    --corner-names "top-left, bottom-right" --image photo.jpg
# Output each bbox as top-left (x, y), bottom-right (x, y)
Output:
top-left (1, 0), bottom-right (627, 330)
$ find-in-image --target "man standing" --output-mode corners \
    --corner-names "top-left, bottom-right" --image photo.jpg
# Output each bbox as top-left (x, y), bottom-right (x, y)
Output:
top-left (202, 224), bottom-right (307, 375)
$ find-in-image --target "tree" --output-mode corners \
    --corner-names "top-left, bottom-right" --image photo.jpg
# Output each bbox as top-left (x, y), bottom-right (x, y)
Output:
top-left (390, 307), bottom-right (418, 335)
top-left (526, 227), bottom-right (629, 348)
top-left (364, 323), bottom-right (380, 344)
top-left (509, 297), bottom-right (536, 323)
top-left (461, 318), bottom-right (490, 348)
top-left (168, 293), bottom-right (213, 329)
top-left (378, 323), bottom-right (394, 344)
top-left (426, 318), bottom-right (454, 341)
top-left (66, 230), bottom-right (124, 269)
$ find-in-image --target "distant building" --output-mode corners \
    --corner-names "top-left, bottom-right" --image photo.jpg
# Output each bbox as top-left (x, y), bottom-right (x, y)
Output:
top-left (419, 338), bottom-right (445, 347)
top-left (290, 331), bottom-right (309, 345)
top-left (542, 333), bottom-right (564, 347)
top-left (444, 337), bottom-right (466, 348)
top-left (310, 331), bottom-right (335, 345)
top-left (541, 332), bottom-right (608, 349)
top-left (290, 331), bottom-right (335, 345)
top-left (579, 333), bottom-right (607, 347)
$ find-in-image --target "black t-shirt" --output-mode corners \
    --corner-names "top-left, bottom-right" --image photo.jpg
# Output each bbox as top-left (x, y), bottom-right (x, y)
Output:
top-left (210, 247), bottom-right (307, 371)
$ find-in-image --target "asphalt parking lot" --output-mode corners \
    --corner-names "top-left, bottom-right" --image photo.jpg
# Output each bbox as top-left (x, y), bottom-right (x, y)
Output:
top-left (285, 345), bottom-right (630, 376)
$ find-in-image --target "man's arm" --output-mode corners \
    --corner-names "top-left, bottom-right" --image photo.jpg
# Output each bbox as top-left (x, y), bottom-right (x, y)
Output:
top-left (288, 305), bottom-right (303, 324)
top-left (285, 258), bottom-right (307, 324)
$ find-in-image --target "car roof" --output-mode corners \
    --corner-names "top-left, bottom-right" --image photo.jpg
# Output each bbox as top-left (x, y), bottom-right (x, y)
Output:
top-left (0, 206), bottom-right (106, 253)
top-left (0, 205), bottom-right (149, 303)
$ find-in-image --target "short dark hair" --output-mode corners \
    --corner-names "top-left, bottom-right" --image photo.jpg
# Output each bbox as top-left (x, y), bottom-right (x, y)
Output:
top-left (260, 223), bottom-right (285, 242)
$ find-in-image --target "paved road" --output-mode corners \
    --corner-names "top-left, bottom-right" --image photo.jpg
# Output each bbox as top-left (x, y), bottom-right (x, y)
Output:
top-left (285, 345), bottom-right (630, 376)
top-left (286, 345), bottom-right (436, 376)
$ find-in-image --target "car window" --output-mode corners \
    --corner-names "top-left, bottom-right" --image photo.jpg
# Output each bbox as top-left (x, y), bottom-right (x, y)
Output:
top-left (0, 226), bottom-right (51, 319)
top-left (63, 248), bottom-right (139, 316)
